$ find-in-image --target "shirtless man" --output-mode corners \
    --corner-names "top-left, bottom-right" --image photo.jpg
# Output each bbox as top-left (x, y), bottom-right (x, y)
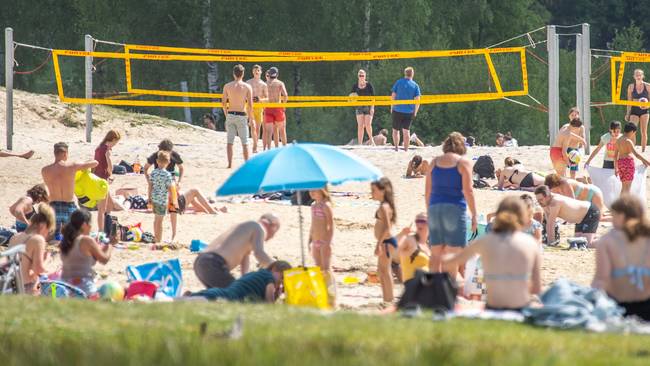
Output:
top-left (41, 142), bottom-right (98, 237)
top-left (549, 108), bottom-right (586, 177)
top-left (264, 67), bottom-right (288, 148)
top-left (246, 65), bottom-right (269, 152)
top-left (365, 129), bottom-right (389, 146)
top-left (535, 185), bottom-right (600, 246)
top-left (614, 122), bottom-right (650, 194)
top-left (0, 150), bottom-right (34, 159)
top-left (223, 64), bottom-right (254, 168)
top-left (193, 213), bottom-right (280, 289)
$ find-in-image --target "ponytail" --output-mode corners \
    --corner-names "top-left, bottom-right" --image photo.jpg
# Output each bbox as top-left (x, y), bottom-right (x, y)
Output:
top-left (623, 218), bottom-right (650, 242)
top-left (60, 209), bottom-right (91, 256)
top-left (611, 195), bottom-right (650, 242)
top-left (29, 203), bottom-right (55, 233)
top-left (491, 196), bottom-right (525, 234)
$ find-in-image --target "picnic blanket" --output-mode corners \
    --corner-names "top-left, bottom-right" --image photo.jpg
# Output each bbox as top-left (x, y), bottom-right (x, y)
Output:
top-left (126, 259), bottom-right (182, 298)
top-left (587, 165), bottom-right (647, 208)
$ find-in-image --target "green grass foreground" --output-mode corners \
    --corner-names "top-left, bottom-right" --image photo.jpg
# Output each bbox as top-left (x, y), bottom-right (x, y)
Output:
top-left (0, 296), bottom-right (649, 366)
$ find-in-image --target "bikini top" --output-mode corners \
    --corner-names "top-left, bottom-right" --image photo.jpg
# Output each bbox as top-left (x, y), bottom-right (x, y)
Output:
top-left (632, 83), bottom-right (649, 100)
top-left (611, 239), bottom-right (650, 291)
top-left (311, 202), bottom-right (327, 219)
top-left (507, 169), bottom-right (520, 184)
top-left (483, 273), bottom-right (530, 281)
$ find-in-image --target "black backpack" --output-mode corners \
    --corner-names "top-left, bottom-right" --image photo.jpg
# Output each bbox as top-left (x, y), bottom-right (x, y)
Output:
top-left (473, 155), bottom-right (495, 179)
top-left (398, 270), bottom-right (457, 312)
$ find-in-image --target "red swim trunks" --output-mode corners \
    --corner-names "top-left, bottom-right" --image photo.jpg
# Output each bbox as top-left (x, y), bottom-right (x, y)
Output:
top-left (549, 147), bottom-right (564, 163)
top-left (618, 156), bottom-right (635, 183)
top-left (264, 108), bottom-right (286, 124)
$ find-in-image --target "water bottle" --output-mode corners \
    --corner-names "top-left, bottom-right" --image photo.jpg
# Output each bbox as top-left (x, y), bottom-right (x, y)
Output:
top-left (133, 155), bottom-right (141, 174)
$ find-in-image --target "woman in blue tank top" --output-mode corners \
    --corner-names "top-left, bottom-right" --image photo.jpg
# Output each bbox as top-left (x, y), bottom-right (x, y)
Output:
top-left (425, 132), bottom-right (477, 279)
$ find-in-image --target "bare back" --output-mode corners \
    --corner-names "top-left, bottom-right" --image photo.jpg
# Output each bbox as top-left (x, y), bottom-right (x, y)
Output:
top-left (223, 80), bottom-right (253, 113)
top-left (267, 79), bottom-right (287, 103)
top-left (206, 221), bottom-right (270, 269)
top-left (550, 194), bottom-right (590, 223)
top-left (9, 232), bottom-right (47, 286)
top-left (42, 162), bottom-right (78, 202)
top-left (616, 136), bottom-right (635, 158)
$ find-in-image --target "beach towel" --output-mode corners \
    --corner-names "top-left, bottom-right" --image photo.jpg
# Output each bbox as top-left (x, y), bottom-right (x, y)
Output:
top-left (587, 165), bottom-right (647, 208)
top-left (126, 259), bottom-right (182, 297)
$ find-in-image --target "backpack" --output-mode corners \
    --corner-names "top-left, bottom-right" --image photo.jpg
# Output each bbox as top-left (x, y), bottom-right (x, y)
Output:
top-left (473, 179), bottom-right (490, 189)
top-left (398, 270), bottom-right (457, 312)
top-left (112, 165), bottom-right (127, 175)
top-left (473, 155), bottom-right (495, 179)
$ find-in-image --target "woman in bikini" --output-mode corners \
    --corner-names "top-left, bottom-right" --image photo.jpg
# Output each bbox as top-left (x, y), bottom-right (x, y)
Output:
top-left (592, 195), bottom-right (650, 321)
top-left (405, 155), bottom-right (429, 178)
top-left (443, 196), bottom-right (542, 311)
top-left (496, 157), bottom-right (544, 191)
top-left (626, 69), bottom-right (650, 152)
top-left (309, 188), bottom-right (335, 306)
top-left (371, 177), bottom-right (399, 304)
top-left (396, 213), bottom-right (430, 283)
top-left (8, 204), bottom-right (55, 294)
top-left (9, 184), bottom-right (49, 232)
top-left (544, 173), bottom-right (605, 214)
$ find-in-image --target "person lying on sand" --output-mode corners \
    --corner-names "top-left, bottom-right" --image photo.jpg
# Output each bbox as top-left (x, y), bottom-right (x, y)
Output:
top-left (365, 129), bottom-right (389, 146)
top-left (0, 150), bottom-right (34, 159)
top-left (114, 188), bottom-right (227, 214)
top-left (187, 261), bottom-right (291, 303)
top-left (496, 157), bottom-right (544, 191)
top-left (443, 196), bottom-right (542, 311)
top-left (405, 155), bottom-right (429, 178)
top-left (193, 214), bottom-right (279, 289)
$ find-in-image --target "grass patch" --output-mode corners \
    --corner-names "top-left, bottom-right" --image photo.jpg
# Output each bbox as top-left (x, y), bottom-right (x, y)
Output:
top-left (0, 296), bottom-right (648, 365)
top-left (58, 111), bottom-right (81, 128)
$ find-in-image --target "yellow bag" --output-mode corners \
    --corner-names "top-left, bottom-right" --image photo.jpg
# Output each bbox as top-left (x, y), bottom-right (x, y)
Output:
top-left (283, 266), bottom-right (330, 309)
top-left (74, 169), bottom-right (109, 209)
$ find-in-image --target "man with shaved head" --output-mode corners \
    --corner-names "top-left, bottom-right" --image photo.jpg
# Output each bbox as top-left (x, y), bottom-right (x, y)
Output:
top-left (193, 214), bottom-right (281, 288)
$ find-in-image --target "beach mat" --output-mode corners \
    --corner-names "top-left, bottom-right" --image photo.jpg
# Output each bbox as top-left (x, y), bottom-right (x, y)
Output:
top-left (587, 165), bottom-right (647, 208)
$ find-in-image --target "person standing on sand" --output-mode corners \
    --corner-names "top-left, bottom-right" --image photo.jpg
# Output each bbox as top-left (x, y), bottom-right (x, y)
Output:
top-left (351, 69), bottom-right (375, 145)
top-left (93, 130), bottom-right (121, 233)
top-left (0, 150), bottom-right (34, 159)
top-left (614, 122), bottom-right (650, 194)
top-left (223, 64), bottom-right (254, 168)
top-left (193, 214), bottom-right (280, 289)
top-left (390, 67), bottom-right (421, 152)
top-left (371, 177), bottom-right (399, 305)
top-left (549, 108), bottom-right (586, 177)
top-left (625, 69), bottom-right (650, 152)
top-left (247, 65), bottom-right (269, 152)
top-left (585, 121), bottom-right (621, 170)
top-left (41, 142), bottom-right (98, 238)
top-left (264, 67), bottom-right (288, 148)
top-left (309, 188), bottom-right (336, 306)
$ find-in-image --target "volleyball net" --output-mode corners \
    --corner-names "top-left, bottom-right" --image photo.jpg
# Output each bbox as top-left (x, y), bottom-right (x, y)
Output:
top-left (610, 52), bottom-right (650, 108)
top-left (50, 44), bottom-right (529, 108)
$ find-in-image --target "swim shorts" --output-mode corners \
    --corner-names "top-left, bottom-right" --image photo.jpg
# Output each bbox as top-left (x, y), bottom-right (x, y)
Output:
top-left (264, 108), bottom-right (286, 124)
top-left (194, 252), bottom-right (235, 288)
top-left (152, 203), bottom-right (167, 216)
top-left (618, 156), bottom-right (635, 183)
top-left (225, 113), bottom-right (249, 145)
top-left (428, 203), bottom-right (468, 247)
top-left (392, 111), bottom-right (414, 130)
top-left (575, 204), bottom-right (600, 234)
top-left (355, 106), bottom-right (372, 115)
top-left (549, 147), bottom-right (564, 163)
top-left (51, 201), bottom-right (78, 235)
top-left (253, 108), bottom-right (264, 124)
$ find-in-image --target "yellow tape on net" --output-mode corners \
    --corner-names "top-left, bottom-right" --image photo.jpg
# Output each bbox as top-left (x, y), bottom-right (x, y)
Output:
top-left (611, 56), bottom-right (650, 108)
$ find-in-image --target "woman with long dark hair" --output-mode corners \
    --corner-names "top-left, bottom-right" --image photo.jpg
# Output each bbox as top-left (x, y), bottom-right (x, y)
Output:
top-left (60, 209), bottom-right (112, 295)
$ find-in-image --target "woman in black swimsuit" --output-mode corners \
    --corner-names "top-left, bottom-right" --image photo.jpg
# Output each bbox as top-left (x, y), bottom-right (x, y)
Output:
top-left (496, 157), bottom-right (544, 191)
top-left (626, 69), bottom-right (650, 152)
top-left (351, 69), bottom-right (375, 145)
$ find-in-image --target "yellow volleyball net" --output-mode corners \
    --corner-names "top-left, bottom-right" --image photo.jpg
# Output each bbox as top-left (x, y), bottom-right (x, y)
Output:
top-left (51, 43), bottom-right (529, 108)
top-left (611, 52), bottom-right (650, 108)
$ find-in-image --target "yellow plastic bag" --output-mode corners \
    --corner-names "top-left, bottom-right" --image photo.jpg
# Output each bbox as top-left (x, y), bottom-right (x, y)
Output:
top-left (74, 169), bottom-right (109, 208)
top-left (283, 266), bottom-right (330, 309)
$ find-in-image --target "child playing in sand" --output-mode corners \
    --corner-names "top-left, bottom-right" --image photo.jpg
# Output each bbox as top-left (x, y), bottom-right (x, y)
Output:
top-left (150, 151), bottom-right (177, 243)
top-left (309, 188), bottom-right (336, 306)
top-left (614, 123), bottom-right (650, 194)
top-left (371, 177), bottom-right (398, 305)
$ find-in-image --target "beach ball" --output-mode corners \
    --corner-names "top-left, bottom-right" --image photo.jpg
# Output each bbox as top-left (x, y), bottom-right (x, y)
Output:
top-left (640, 97), bottom-right (649, 110)
top-left (568, 150), bottom-right (581, 164)
top-left (127, 227), bottom-right (143, 242)
top-left (98, 281), bottom-right (125, 302)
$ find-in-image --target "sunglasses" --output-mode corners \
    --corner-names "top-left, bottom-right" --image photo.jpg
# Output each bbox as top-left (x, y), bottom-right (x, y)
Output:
top-left (415, 219), bottom-right (427, 225)
top-left (358, 74), bottom-right (365, 77)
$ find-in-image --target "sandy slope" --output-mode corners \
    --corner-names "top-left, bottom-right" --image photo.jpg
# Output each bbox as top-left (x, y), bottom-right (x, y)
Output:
top-left (0, 87), bottom-right (626, 309)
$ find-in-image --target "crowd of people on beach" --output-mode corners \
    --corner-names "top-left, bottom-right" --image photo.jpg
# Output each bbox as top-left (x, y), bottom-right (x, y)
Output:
top-left (4, 68), bottom-right (650, 322)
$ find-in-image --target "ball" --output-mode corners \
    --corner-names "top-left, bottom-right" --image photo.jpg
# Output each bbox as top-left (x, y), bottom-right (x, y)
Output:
top-left (640, 97), bottom-right (649, 110)
top-left (98, 281), bottom-right (125, 302)
top-left (128, 227), bottom-right (143, 242)
top-left (568, 149), bottom-right (581, 164)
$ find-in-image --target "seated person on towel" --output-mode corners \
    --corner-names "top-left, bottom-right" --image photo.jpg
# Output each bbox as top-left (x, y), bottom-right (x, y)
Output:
top-left (443, 196), bottom-right (542, 311)
top-left (188, 261), bottom-right (291, 303)
top-left (193, 214), bottom-right (280, 289)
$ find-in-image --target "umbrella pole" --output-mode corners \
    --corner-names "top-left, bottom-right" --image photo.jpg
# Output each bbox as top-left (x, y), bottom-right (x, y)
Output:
top-left (297, 190), bottom-right (306, 268)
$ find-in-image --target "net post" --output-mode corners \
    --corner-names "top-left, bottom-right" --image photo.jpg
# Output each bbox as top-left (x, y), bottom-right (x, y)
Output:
top-left (581, 24), bottom-right (591, 154)
top-left (5, 27), bottom-right (14, 150)
top-left (547, 26), bottom-right (559, 145)
top-left (576, 35), bottom-right (583, 117)
top-left (180, 81), bottom-right (192, 123)
top-left (84, 34), bottom-right (93, 143)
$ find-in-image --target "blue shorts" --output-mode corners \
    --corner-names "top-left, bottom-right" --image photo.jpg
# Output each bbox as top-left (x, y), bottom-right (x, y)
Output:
top-left (428, 203), bottom-right (468, 247)
top-left (51, 201), bottom-right (78, 235)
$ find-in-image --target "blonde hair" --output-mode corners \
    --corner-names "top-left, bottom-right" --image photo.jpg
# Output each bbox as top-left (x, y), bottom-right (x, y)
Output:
top-left (504, 157), bottom-right (515, 167)
top-left (404, 67), bottom-right (414, 78)
top-left (29, 203), bottom-right (56, 232)
top-left (492, 196), bottom-right (525, 233)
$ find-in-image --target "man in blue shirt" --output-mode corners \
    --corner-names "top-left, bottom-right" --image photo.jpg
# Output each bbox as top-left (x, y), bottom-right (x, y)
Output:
top-left (391, 67), bottom-right (421, 152)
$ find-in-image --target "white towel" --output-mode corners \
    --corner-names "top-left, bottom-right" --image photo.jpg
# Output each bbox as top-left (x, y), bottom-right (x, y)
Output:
top-left (587, 165), bottom-right (647, 208)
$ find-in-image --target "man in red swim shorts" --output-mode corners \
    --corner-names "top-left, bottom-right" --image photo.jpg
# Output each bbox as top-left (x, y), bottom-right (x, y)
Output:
top-left (264, 67), bottom-right (288, 148)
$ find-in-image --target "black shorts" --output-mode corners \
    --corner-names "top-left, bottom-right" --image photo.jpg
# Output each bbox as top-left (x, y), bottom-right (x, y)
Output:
top-left (392, 111), bottom-right (414, 130)
top-left (630, 106), bottom-right (650, 117)
top-left (618, 297), bottom-right (650, 321)
top-left (193, 252), bottom-right (235, 289)
top-left (575, 204), bottom-right (600, 234)
top-left (603, 160), bottom-right (615, 169)
top-left (355, 106), bottom-right (372, 115)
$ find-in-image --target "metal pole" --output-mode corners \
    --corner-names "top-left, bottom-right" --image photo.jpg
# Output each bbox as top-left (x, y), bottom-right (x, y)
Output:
top-left (576, 35), bottom-right (583, 113)
top-left (84, 35), bottom-right (93, 143)
top-left (297, 191), bottom-right (305, 267)
top-left (180, 81), bottom-right (192, 123)
top-left (582, 24), bottom-right (592, 154)
top-left (547, 26), bottom-right (559, 145)
top-left (5, 28), bottom-right (14, 150)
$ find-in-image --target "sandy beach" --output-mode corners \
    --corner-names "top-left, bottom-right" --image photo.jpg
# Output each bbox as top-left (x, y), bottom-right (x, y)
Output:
top-left (0, 87), bottom-right (623, 310)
